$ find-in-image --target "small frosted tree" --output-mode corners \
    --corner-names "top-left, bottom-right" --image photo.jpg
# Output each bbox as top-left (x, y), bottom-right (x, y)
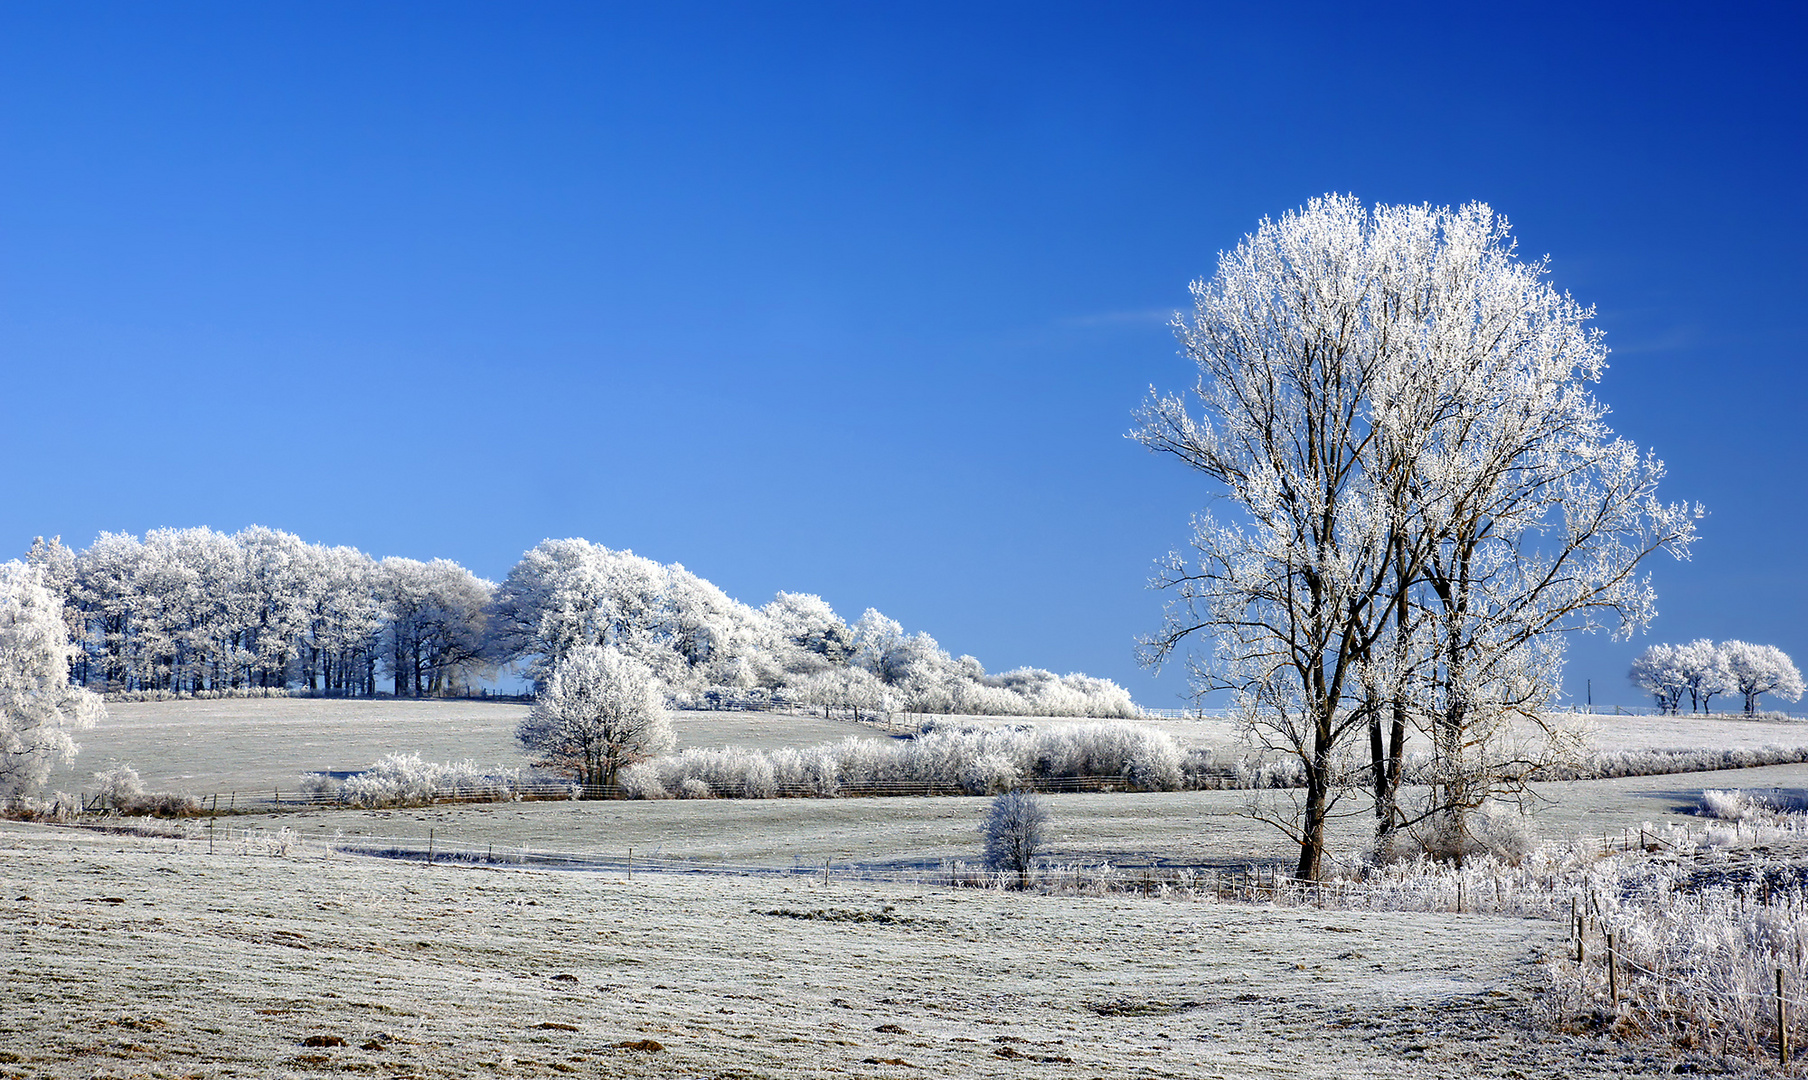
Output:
top-left (1630, 644), bottom-right (1689, 714)
top-left (981, 788), bottom-right (1048, 889)
top-left (1674, 639), bottom-right (1733, 714)
top-left (1, 561), bottom-right (105, 802)
top-left (1720, 641), bottom-right (1804, 716)
top-left (516, 645), bottom-right (673, 792)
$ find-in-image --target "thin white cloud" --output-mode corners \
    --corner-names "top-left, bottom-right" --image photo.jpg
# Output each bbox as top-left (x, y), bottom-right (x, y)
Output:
top-left (1056, 308), bottom-right (1176, 329)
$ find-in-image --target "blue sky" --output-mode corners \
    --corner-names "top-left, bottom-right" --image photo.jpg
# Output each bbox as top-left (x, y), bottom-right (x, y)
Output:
top-left (1, 3), bottom-right (1802, 707)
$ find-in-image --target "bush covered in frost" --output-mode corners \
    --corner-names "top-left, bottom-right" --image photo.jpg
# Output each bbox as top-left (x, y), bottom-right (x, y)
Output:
top-left (87, 763), bottom-right (201, 816)
top-left (1698, 787), bottom-right (1808, 822)
top-left (1378, 801), bottom-right (1537, 865)
top-left (301, 754), bottom-right (522, 808)
top-left (982, 789), bottom-right (1048, 889)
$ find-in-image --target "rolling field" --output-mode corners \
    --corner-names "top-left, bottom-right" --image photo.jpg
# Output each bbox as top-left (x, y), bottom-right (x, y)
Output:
top-left (43, 699), bottom-right (891, 796)
top-left (12, 698), bottom-right (1807, 1078)
top-left (3, 818), bottom-right (1663, 1080)
top-left (54, 698), bottom-right (1801, 804)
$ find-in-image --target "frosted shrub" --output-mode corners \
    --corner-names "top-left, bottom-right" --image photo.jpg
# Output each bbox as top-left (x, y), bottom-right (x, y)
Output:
top-left (88, 763), bottom-right (201, 816)
top-left (614, 762), bottom-right (668, 800)
top-left (2, 790), bottom-right (79, 821)
top-left (1698, 788), bottom-right (1808, 822)
top-left (1384, 801), bottom-right (1536, 865)
top-left (304, 754), bottom-right (521, 808)
top-left (961, 752), bottom-right (1020, 795)
top-left (92, 765), bottom-right (145, 805)
top-left (1700, 788), bottom-right (1761, 822)
top-left (981, 789), bottom-right (1048, 889)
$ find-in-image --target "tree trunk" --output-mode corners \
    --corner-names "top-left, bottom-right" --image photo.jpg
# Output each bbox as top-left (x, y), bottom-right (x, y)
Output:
top-left (1296, 710), bottom-right (1335, 881)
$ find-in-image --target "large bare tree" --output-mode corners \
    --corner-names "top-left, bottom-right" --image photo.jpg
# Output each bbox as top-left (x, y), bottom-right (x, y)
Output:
top-left (1137, 195), bottom-right (1697, 877)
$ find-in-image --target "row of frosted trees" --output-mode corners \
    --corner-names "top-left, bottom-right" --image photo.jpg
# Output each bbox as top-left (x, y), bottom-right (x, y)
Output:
top-left (22, 530), bottom-right (1140, 717)
top-left (487, 537), bottom-right (1140, 717)
top-left (1629, 639), bottom-right (1803, 715)
top-left (27, 530), bottom-right (489, 698)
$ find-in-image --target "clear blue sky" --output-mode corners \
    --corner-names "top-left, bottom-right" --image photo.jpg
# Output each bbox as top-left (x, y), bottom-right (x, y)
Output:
top-left (1, 3), bottom-right (1802, 708)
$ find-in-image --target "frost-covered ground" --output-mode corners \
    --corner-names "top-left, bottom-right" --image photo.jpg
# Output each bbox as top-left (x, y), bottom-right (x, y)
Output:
top-left (3, 819), bottom-right (1683, 1080)
top-left (63, 699), bottom-right (1806, 802)
top-left (16, 702), bottom-right (1808, 1076)
top-left (192, 760), bottom-right (1808, 874)
top-left (1575, 710), bottom-right (1808, 752)
top-left (44, 700), bottom-right (877, 796)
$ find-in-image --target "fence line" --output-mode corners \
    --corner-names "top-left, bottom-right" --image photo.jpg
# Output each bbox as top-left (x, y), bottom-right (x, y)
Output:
top-left (96, 817), bottom-right (1575, 917)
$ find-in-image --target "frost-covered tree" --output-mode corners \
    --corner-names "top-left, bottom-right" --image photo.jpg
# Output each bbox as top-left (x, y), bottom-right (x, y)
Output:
top-left (762, 591), bottom-right (853, 675)
top-left (1136, 195), bottom-right (1696, 877)
top-left (1720, 641), bottom-right (1804, 716)
top-left (486, 539), bottom-right (766, 693)
top-left (379, 557), bottom-right (493, 697)
top-left (296, 545), bottom-right (382, 696)
top-left (1674, 638), bottom-right (1733, 714)
top-left (1630, 643), bottom-right (1689, 714)
top-left (516, 644), bottom-right (674, 790)
top-left (0, 561), bottom-right (105, 800)
top-left (981, 789), bottom-right (1048, 889)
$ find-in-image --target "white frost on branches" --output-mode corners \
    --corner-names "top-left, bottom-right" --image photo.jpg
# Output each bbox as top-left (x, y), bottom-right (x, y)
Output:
top-left (1631, 639), bottom-right (1799, 715)
top-left (1135, 194), bottom-right (1698, 876)
top-left (516, 645), bottom-right (674, 789)
top-left (0, 560), bottom-right (105, 800)
top-left (1720, 640), bottom-right (1803, 715)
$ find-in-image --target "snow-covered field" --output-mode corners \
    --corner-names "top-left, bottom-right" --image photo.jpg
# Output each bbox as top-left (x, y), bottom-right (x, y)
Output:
top-left (1575, 710), bottom-right (1808, 752)
top-left (15, 699), bottom-right (1808, 1077)
top-left (4, 818), bottom-right (1672, 1080)
top-left (47, 698), bottom-right (1805, 807)
top-left (43, 699), bottom-right (880, 796)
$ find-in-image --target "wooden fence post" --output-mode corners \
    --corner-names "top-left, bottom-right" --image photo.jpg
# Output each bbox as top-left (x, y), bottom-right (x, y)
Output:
top-left (428, 828), bottom-right (435, 865)
top-left (1779, 967), bottom-right (1789, 1066)
top-left (1607, 930), bottom-right (1618, 1009)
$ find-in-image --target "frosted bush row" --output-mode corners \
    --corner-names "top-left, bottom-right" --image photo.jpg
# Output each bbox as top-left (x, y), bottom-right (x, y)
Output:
top-left (1535, 744), bottom-right (1808, 780)
top-left (669, 673), bottom-right (1142, 720)
top-left (301, 753), bottom-right (528, 808)
top-left (106, 687), bottom-right (295, 703)
top-left (1232, 744), bottom-right (1808, 791)
top-left (617, 722), bottom-right (1187, 799)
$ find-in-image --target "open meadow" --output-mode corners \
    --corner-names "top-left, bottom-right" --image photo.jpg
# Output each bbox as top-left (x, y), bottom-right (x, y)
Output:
top-left (4, 817), bottom-right (1668, 1080)
top-left (50, 698), bottom-right (1805, 805)
top-left (12, 698), bottom-right (1808, 1078)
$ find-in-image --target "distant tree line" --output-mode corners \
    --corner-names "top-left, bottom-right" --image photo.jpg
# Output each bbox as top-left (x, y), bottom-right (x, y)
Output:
top-left (22, 530), bottom-right (1140, 718)
top-left (27, 529), bottom-right (488, 698)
